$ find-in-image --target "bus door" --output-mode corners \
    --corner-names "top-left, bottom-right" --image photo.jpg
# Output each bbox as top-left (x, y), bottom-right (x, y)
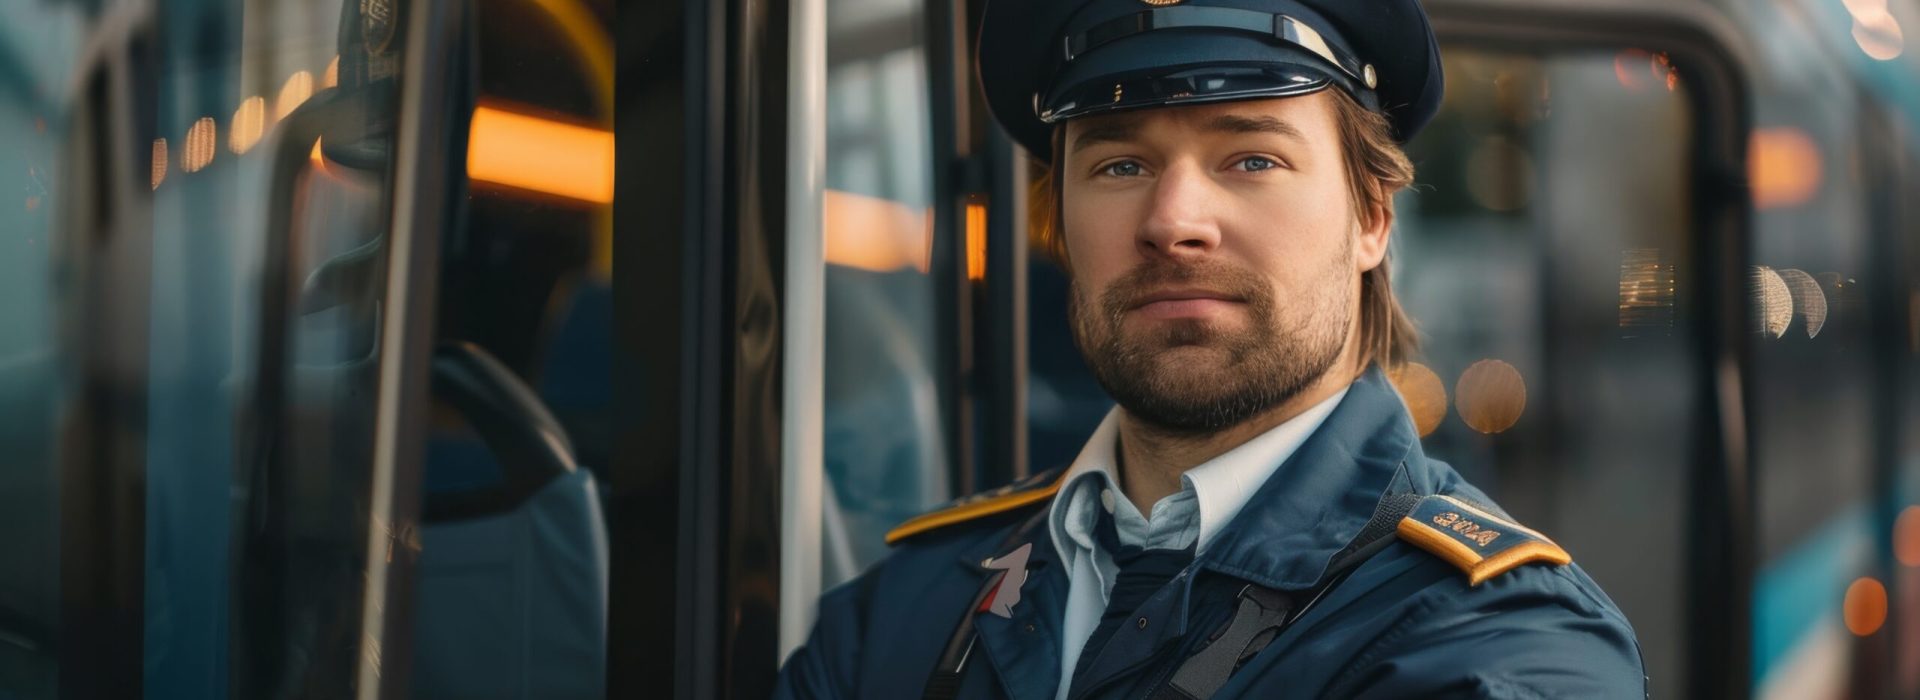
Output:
top-left (24, 0), bottom-right (457, 696)
top-left (4, 0), bottom-right (617, 695)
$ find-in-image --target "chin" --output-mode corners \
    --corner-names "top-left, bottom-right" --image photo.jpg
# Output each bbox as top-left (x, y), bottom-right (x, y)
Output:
top-left (1145, 347), bottom-right (1234, 382)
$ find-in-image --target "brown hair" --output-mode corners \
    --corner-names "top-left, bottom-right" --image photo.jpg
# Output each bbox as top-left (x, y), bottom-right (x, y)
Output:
top-left (1028, 89), bottom-right (1420, 368)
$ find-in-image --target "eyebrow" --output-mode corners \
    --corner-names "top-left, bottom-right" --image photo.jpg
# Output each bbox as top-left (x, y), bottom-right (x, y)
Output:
top-left (1068, 117), bottom-right (1144, 155)
top-left (1068, 113), bottom-right (1306, 155)
top-left (1202, 114), bottom-right (1305, 141)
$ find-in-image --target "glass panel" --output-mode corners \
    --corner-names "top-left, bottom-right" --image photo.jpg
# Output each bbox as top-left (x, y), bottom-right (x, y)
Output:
top-left (820, 0), bottom-right (948, 586)
top-left (143, 2), bottom-right (408, 696)
top-left (0, 3), bottom-right (85, 696)
top-left (1743, 23), bottom-right (1918, 695)
top-left (4, 0), bottom-right (618, 695)
top-left (410, 0), bottom-right (614, 697)
top-left (1395, 49), bottom-right (1698, 700)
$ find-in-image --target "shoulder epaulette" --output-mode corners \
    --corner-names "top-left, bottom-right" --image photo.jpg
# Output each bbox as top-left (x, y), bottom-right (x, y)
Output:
top-left (1396, 494), bottom-right (1571, 585)
top-left (884, 469), bottom-right (1068, 546)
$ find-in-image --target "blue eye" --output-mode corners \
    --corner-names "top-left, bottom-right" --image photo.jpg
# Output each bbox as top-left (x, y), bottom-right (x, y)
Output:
top-left (1101, 161), bottom-right (1142, 177)
top-left (1238, 156), bottom-right (1279, 172)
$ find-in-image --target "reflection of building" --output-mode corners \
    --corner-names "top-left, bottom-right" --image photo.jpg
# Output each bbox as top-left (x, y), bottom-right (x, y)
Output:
top-left (1618, 247), bottom-right (1676, 337)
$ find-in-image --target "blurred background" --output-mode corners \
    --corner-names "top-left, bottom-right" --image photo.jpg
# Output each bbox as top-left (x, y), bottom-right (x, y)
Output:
top-left (2, 0), bottom-right (1918, 697)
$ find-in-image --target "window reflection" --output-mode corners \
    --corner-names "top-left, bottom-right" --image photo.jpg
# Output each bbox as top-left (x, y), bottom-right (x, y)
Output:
top-left (821, 0), bottom-right (948, 586)
top-left (1394, 49), bottom-right (1697, 699)
top-left (0, 3), bottom-right (83, 695)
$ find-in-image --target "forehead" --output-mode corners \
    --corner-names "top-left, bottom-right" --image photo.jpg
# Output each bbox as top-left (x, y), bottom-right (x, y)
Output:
top-left (1063, 92), bottom-right (1338, 149)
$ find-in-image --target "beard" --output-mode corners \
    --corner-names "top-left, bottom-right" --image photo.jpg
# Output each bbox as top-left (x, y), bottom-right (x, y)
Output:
top-left (1068, 251), bottom-right (1351, 435)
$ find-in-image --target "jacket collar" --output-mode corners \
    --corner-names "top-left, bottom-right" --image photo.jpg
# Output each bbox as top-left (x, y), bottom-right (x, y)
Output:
top-left (1195, 364), bottom-right (1422, 590)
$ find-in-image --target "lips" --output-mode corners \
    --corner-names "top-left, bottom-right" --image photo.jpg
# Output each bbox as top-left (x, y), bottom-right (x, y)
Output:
top-left (1127, 288), bottom-right (1245, 310)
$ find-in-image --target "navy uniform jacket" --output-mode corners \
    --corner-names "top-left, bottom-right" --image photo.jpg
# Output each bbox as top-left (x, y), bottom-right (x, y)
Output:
top-left (777, 367), bottom-right (1646, 699)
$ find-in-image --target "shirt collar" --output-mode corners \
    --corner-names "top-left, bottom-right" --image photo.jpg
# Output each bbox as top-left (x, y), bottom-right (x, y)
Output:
top-left (1198, 366), bottom-right (1422, 590)
top-left (1183, 386), bottom-right (1347, 551)
top-left (1048, 410), bottom-right (1123, 566)
top-left (1046, 384), bottom-right (1350, 566)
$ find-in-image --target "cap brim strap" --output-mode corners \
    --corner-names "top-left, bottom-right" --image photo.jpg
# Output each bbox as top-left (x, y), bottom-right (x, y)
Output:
top-left (1063, 7), bottom-right (1366, 83)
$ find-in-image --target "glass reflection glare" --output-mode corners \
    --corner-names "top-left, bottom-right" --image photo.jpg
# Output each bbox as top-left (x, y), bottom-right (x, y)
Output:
top-left (1851, 7), bottom-right (1906, 61)
top-left (1751, 265), bottom-right (1793, 339)
top-left (229, 97), bottom-right (265, 155)
top-left (276, 70), bottom-right (315, 120)
top-left (151, 138), bottom-right (167, 189)
top-left (1777, 269), bottom-right (1827, 339)
top-left (182, 117), bottom-right (216, 173)
top-left (1618, 248), bottom-right (1675, 336)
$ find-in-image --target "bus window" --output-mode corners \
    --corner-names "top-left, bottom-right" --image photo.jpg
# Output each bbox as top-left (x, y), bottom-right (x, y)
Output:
top-left (410, 0), bottom-right (613, 697)
top-left (1746, 48), bottom-right (1919, 698)
top-left (1393, 48), bottom-right (1701, 700)
top-left (136, 2), bottom-right (415, 696)
top-left (820, 0), bottom-right (950, 587)
top-left (0, 3), bottom-right (84, 696)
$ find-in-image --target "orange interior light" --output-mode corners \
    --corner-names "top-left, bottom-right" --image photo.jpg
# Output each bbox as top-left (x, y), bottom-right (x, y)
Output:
top-left (466, 105), bottom-right (614, 204)
top-left (824, 189), bottom-right (930, 273)
top-left (966, 200), bottom-right (988, 281)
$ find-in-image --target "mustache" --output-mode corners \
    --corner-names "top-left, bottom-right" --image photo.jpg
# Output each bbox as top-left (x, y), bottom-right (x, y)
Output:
top-left (1098, 260), bottom-right (1272, 315)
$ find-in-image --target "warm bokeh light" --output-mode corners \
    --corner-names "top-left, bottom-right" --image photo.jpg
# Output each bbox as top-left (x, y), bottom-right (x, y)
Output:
top-left (1652, 52), bottom-right (1679, 92)
top-left (1749, 128), bottom-right (1822, 209)
top-left (229, 96), bottom-right (265, 154)
top-left (310, 137), bottom-right (327, 173)
top-left (1387, 362), bottom-right (1447, 437)
top-left (466, 105), bottom-right (614, 204)
top-left (1842, 0), bottom-right (1887, 16)
top-left (1751, 266), bottom-right (1793, 338)
top-left (1844, 577), bottom-right (1888, 636)
top-left (1895, 506), bottom-right (1920, 567)
top-left (1778, 268), bottom-right (1827, 339)
top-left (1463, 135), bottom-right (1532, 212)
top-left (966, 200), bottom-right (988, 282)
top-left (1455, 360), bottom-right (1526, 435)
top-left (824, 189), bottom-right (931, 273)
top-left (1618, 248), bottom-right (1675, 335)
top-left (276, 71), bottom-right (315, 120)
top-left (323, 56), bottom-right (340, 89)
top-left (151, 138), bottom-right (167, 190)
top-left (1852, 8), bottom-right (1905, 61)
top-left (182, 117), bottom-right (216, 173)
top-left (1613, 49), bottom-right (1650, 90)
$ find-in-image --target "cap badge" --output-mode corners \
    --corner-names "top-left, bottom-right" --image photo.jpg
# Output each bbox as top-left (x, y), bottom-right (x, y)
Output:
top-left (1363, 64), bottom-right (1379, 89)
top-left (1139, 0), bottom-right (1184, 6)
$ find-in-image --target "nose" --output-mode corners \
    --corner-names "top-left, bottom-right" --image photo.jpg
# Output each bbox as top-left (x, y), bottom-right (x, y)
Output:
top-left (1136, 160), bottom-right (1222, 260)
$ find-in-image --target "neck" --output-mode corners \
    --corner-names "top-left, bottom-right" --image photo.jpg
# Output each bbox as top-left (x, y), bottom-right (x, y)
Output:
top-left (1115, 356), bottom-right (1363, 516)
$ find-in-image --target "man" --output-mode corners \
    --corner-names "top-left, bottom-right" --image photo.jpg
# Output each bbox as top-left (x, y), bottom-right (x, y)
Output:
top-left (778, 0), bottom-right (1646, 697)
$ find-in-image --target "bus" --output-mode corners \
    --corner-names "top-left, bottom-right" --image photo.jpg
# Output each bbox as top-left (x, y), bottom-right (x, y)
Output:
top-left (0, 0), bottom-right (1916, 697)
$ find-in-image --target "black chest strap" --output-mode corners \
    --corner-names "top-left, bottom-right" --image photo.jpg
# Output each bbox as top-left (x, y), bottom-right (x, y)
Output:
top-left (1151, 490), bottom-right (1422, 700)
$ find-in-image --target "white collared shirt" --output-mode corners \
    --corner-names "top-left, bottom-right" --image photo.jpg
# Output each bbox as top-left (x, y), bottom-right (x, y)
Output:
top-left (1045, 387), bottom-right (1348, 699)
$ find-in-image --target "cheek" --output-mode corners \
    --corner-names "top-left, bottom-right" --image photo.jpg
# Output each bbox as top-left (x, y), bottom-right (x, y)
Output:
top-left (1061, 194), bottom-right (1142, 286)
top-left (1230, 183), bottom-right (1353, 278)
top-left (1238, 174), bottom-right (1349, 233)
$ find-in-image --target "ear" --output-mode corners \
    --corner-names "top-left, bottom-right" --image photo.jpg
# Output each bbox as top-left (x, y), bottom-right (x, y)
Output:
top-left (1354, 196), bottom-right (1393, 273)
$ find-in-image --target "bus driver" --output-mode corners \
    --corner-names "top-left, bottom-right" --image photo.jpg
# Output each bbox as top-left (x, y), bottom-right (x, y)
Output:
top-left (777, 0), bottom-right (1648, 697)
